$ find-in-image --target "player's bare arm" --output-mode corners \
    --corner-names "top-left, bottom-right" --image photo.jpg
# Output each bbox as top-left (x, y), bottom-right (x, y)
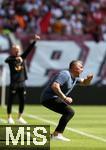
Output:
top-left (51, 82), bottom-right (73, 104)
top-left (80, 74), bottom-right (93, 85)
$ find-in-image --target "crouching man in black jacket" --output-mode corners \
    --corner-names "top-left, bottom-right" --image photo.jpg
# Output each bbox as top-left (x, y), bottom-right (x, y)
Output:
top-left (5, 34), bottom-right (40, 124)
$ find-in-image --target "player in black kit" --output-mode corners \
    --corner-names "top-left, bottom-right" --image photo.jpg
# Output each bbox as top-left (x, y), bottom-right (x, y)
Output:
top-left (5, 34), bottom-right (40, 124)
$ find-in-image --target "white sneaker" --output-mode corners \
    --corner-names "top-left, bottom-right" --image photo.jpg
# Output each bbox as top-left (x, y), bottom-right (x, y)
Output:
top-left (17, 117), bottom-right (27, 124)
top-left (51, 133), bottom-right (70, 141)
top-left (8, 117), bottom-right (15, 124)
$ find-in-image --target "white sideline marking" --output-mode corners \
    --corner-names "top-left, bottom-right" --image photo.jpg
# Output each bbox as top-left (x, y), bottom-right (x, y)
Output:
top-left (25, 114), bottom-right (106, 143)
top-left (3, 106), bottom-right (106, 143)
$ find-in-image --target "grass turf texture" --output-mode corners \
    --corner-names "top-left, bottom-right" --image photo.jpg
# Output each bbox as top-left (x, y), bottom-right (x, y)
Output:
top-left (0, 105), bottom-right (106, 150)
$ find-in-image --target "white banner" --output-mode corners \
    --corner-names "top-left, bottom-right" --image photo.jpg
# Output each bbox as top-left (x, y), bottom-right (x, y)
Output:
top-left (1, 41), bottom-right (106, 86)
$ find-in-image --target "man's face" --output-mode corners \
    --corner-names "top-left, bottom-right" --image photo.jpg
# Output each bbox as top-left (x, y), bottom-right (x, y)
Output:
top-left (71, 62), bottom-right (84, 77)
top-left (11, 45), bottom-right (21, 56)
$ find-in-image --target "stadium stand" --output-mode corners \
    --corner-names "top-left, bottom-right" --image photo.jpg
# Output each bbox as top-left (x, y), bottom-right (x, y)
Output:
top-left (0, 0), bottom-right (106, 40)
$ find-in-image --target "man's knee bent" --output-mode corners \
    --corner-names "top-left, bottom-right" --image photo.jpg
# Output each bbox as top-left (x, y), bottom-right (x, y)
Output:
top-left (69, 109), bottom-right (75, 118)
top-left (65, 107), bottom-right (75, 118)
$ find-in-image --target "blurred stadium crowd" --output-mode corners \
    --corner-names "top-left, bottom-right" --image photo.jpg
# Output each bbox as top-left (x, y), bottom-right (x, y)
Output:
top-left (0, 0), bottom-right (106, 41)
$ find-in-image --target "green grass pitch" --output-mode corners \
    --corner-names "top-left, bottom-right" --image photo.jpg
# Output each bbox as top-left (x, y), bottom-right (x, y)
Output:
top-left (0, 105), bottom-right (106, 150)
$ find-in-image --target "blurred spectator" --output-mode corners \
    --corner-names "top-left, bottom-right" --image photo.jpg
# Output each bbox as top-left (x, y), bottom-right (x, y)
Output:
top-left (0, 0), bottom-right (105, 40)
top-left (52, 18), bottom-right (65, 34)
top-left (39, 11), bottom-right (52, 34)
top-left (101, 19), bottom-right (106, 40)
top-left (71, 16), bottom-right (83, 35)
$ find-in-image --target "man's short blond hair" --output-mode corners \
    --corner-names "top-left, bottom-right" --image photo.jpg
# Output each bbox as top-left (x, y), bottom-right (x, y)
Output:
top-left (12, 44), bottom-right (21, 50)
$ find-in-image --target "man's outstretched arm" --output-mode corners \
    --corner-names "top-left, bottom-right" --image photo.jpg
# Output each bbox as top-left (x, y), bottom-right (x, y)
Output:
top-left (21, 34), bottom-right (40, 59)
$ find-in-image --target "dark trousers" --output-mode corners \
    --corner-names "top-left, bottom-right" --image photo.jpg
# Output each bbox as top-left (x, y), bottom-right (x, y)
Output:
top-left (42, 98), bottom-right (75, 133)
top-left (7, 82), bottom-right (26, 114)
